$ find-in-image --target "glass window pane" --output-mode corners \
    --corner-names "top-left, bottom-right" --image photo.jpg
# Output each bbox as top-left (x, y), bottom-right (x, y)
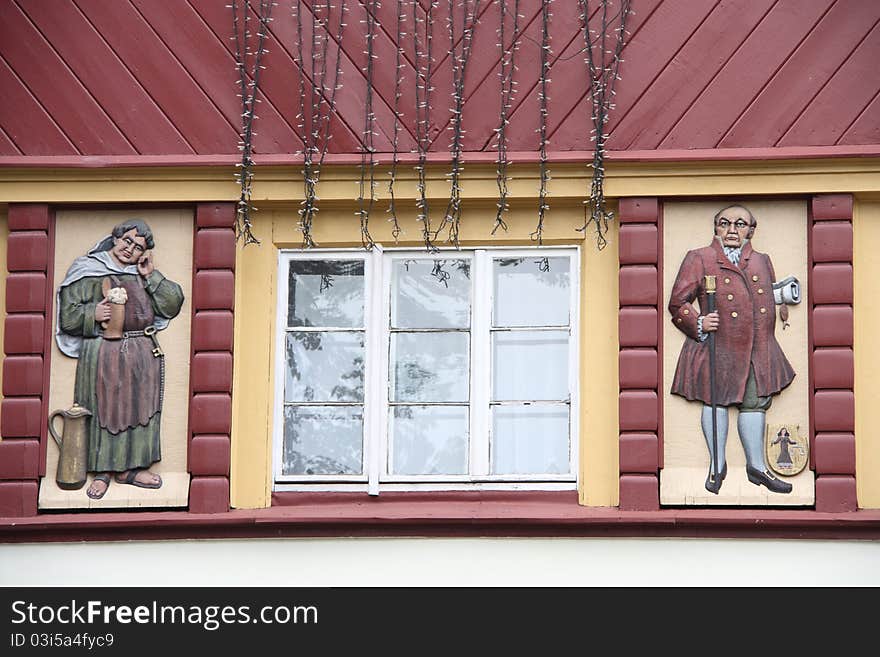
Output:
top-left (391, 332), bottom-right (469, 402)
top-left (492, 330), bottom-right (568, 401)
top-left (288, 260), bottom-right (364, 327)
top-left (282, 405), bottom-right (363, 475)
top-left (493, 256), bottom-right (570, 327)
top-left (492, 404), bottom-right (569, 475)
top-left (285, 331), bottom-right (364, 402)
top-left (389, 405), bottom-right (468, 475)
top-left (391, 258), bottom-right (470, 329)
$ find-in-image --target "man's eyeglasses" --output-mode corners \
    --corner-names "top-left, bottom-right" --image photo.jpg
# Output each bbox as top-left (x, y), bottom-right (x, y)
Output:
top-left (716, 218), bottom-right (749, 230)
top-left (121, 236), bottom-right (146, 254)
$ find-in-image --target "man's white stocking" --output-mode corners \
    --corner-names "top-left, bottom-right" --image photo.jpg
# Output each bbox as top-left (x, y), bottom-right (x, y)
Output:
top-left (701, 405), bottom-right (728, 474)
top-left (738, 411), bottom-right (767, 470)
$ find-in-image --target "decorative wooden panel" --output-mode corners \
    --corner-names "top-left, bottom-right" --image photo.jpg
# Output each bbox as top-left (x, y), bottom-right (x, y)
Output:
top-left (1, 0), bottom-right (878, 157)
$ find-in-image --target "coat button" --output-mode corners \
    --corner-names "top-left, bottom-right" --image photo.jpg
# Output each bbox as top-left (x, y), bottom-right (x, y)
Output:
top-left (752, 275), bottom-right (759, 282)
top-left (760, 308), bottom-right (767, 314)
top-left (727, 294), bottom-right (734, 300)
top-left (758, 288), bottom-right (764, 294)
top-left (731, 312), bottom-right (738, 318)
top-left (683, 309), bottom-right (689, 315)
top-left (724, 278), bottom-right (731, 284)
top-left (676, 318), bottom-right (683, 323)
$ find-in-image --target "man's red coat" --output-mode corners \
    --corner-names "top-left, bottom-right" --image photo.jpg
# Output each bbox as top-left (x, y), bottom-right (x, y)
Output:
top-left (668, 238), bottom-right (795, 406)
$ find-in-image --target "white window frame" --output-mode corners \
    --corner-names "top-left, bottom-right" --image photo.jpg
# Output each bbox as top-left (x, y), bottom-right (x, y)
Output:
top-left (273, 245), bottom-right (580, 494)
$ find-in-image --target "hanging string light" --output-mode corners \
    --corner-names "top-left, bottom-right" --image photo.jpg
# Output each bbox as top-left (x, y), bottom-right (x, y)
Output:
top-left (531, 0), bottom-right (553, 244)
top-left (386, 0), bottom-right (407, 241)
top-left (412, 0), bottom-right (438, 251)
top-left (577, 0), bottom-right (632, 249)
top-left (231, 0), bottom-right (275, 245)
top-left (492, 0), bottom-right (521, 235)
top-left (293, 0), bottom-right (348, 248)
top-left (356, 0), bottom-right (380, 250)
top-left (438, 0), bottom-right (482, 247)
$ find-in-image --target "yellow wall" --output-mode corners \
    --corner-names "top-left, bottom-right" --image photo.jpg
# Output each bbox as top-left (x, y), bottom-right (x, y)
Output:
top-left (2, 158), bottom-right (879, 509)
top-left (231, 199), bottom-right (620, 509)
top-left (854, 199), bottom-right (880, 509)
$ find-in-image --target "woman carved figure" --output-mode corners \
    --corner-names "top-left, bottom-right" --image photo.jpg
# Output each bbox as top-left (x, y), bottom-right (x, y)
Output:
top-left (55, 220), bottom-right (185, 500)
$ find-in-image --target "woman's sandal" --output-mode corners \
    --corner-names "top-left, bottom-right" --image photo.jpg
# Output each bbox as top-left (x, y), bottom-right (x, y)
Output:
top-left (86, 473), bottom-right (111, 500)
top-left (115, 468), bottom-right (162, 489)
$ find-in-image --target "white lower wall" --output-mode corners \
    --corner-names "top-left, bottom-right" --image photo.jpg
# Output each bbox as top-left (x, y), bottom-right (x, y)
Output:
top-left (2, 538), bottom-right (878, 586)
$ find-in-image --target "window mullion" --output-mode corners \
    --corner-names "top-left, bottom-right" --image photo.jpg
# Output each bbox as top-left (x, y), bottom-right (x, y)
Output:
top-left (366, 246), bottom-right (385, 495)
top-left (470, 250), bottom-right (491, 477)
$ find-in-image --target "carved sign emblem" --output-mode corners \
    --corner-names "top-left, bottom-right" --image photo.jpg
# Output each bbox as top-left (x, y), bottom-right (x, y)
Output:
top-left (765, 423), bottom-right (808, 477)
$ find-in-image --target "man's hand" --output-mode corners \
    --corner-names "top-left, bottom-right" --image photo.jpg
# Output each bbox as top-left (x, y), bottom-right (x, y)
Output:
top-left (701, 311), bottom-right (720, 332)
top-left (95, 299), bottom-right (112, 323)
top-left (137, 251), bottom-right (154, 278)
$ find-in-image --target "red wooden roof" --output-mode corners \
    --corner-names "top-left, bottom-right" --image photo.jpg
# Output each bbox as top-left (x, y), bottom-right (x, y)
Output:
top-left (0, 0), bottom-right (877, 159)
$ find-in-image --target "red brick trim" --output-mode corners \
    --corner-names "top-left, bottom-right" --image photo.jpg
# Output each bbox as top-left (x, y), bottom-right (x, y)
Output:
top-left (188, 203), bottom-right (235, 514)
top-left (0, 205), bottom-right (53, 517)
top-left (0, 440), bottom-right (40, 479)
top-left (810, 194), bottom-right (856, 510)
top-left (618, 197), bottom-right (661, 510)
top-left (814, 434), bottom-right (856, 475)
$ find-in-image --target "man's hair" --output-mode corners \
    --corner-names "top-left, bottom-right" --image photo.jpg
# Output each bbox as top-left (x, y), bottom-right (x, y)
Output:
top-left (111, 219), bottom-right (155, 250)
top-left (713, 204), bottom-right (757, 239)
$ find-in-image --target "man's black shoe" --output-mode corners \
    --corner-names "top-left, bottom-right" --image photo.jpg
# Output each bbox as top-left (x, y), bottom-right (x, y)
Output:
top-left (705, 462), bottom-right (728, 494)
top-left (746, 466), bottom-right (792, 494)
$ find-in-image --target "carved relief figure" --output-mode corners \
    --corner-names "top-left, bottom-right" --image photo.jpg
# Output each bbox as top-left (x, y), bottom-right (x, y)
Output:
top-left (55, 219), bottom-right (185, 500)
top-left (668, 204), bottom-right (798, 495)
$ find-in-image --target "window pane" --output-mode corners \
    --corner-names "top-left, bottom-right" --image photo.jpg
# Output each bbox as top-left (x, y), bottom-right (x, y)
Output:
top-left (493, 256), bottom-right (570, 327)
top-left (389, 405), bottom-right (468, 475)
top-left (492, 404), bottom-right (569, 475)
top-left (492, 330), bottom-right (568, 401)
top-left (392, 258), bottom-right (470, 329)
top-left (391, 332), bottom-right (469, 402)
top-left (282, 405), bottom-right (363, 475)
top-left (285, 331), bottom-right (364, 402)
top-left (288, 260), bottom-right (364, 327)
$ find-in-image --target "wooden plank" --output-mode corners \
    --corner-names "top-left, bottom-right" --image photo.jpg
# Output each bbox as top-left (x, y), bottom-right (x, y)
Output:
top-left (780, 19), bottom-right (880, 146)
top-left (503, 0), bottom-right (608, 151)
top-left (421, 0), bottom-right (496, 143)
top-left (311, 0), bottom-right (421, 149)
top-left (193, 0), bottom-right (360, 154)
top-left (611, 0), bottom-right (775, 150)
top-left (660, 0), bottom-right (834, 149)
top-left (550, 0), bottom-right (705, 152)
top-left (721, 0), bottom-right (880, 147)
top-left (133, 0), bottom-right (300, 155)
top-left (0, 1), bottom-right (135, 154)
top-left (0, 57), bottom-right (77, 155)
top-left (298, 0), bottom-right (417, 152)
top-left (436, 2), bottom-right (543, 152)
top-left (262, 0), bottom-right (380, 154)
top-left (74, 0), bottom-right (239, 154)
top-left (457, 3), bottom-right (543, 152)
top-left (0, 124), bottom-right (23, 156)
top-left (838, 89), bottom-right (880, 145)
top-left (17, 0), bottom-right (194, 155)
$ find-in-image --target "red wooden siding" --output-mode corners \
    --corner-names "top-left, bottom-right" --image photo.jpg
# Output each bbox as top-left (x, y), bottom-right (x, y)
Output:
top-left (0, 0), bottom-right (878, 158)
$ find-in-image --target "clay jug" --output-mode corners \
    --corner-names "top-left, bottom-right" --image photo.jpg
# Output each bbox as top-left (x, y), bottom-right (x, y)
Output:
top-left (48, 403), bottom-right (92, 490)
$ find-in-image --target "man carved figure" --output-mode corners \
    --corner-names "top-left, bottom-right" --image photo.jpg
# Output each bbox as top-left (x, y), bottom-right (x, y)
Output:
top-left (56, 220), bottom-right (185, 500)
top-left (669, 205), bottom-right (795, 495)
